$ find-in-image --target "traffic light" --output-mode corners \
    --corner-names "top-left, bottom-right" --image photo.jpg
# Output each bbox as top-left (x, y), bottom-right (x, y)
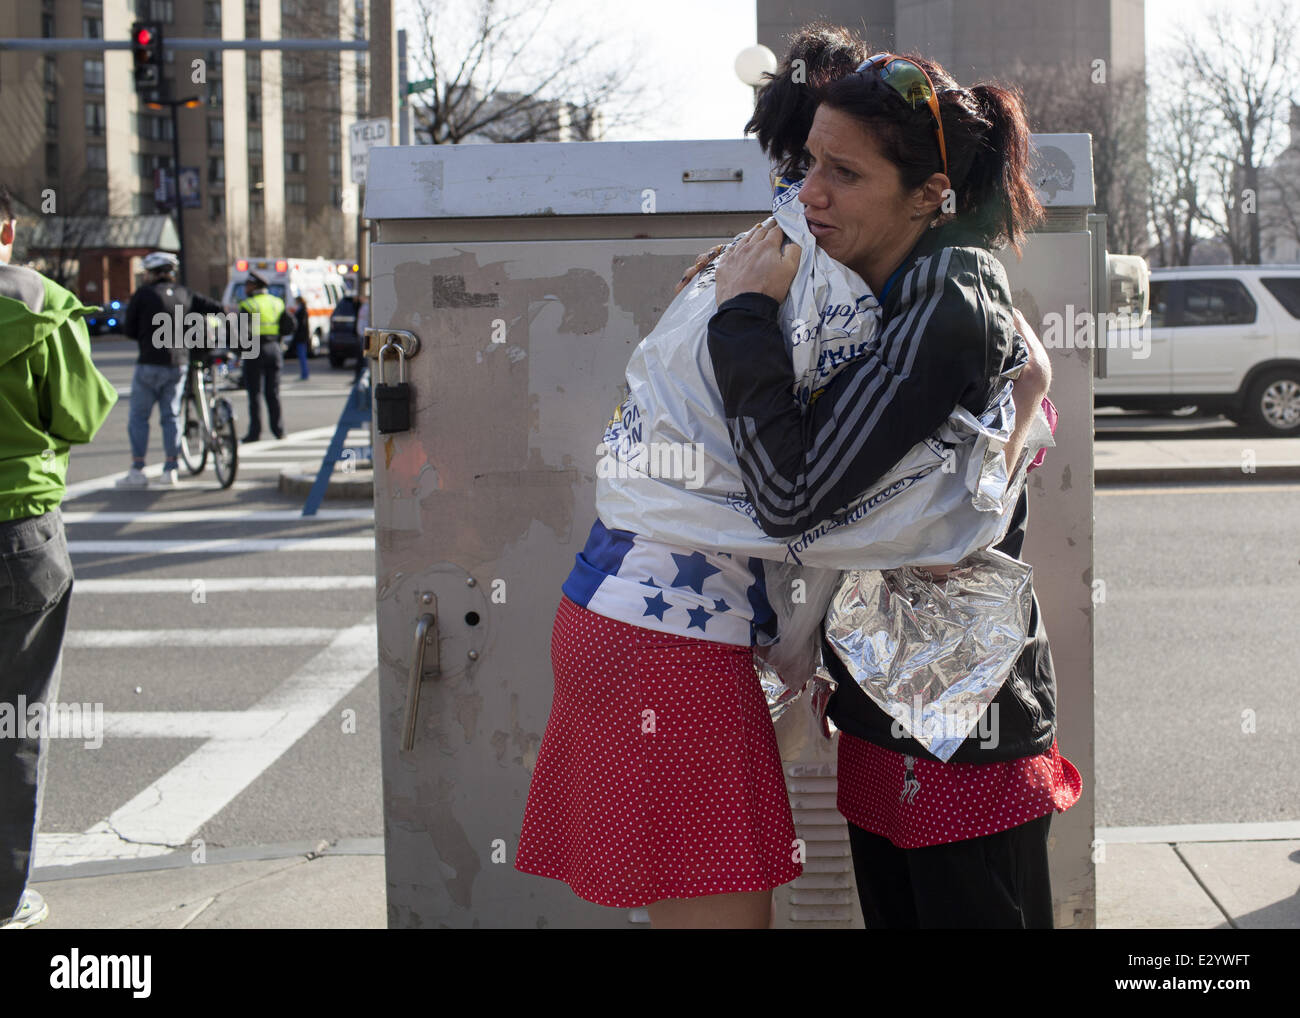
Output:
top-left (131, 21), bottom-right (163, 91)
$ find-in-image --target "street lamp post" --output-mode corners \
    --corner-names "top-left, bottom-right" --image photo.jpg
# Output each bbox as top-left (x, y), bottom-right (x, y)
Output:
top-left (734, 43), bottom-right (778, 97)
top-left (144, 96), bottom-right (201, 286)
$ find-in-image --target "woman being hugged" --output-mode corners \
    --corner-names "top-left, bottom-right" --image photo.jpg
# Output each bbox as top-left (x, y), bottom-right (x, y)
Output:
top-left (708, 52), bottom-right (1080, 929)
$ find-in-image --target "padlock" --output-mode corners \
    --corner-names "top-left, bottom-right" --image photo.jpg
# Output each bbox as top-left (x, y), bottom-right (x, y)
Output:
top-left (375, 340), bottom-right (412, 434)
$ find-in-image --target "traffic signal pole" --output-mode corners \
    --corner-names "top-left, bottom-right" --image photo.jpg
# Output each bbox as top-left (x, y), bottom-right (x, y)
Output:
top-left (143, 96), bottom-right (198, 286)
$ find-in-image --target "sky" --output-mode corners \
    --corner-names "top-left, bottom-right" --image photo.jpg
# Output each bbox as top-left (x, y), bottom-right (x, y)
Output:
top-left (392, 0), bottom-right (1287, 143)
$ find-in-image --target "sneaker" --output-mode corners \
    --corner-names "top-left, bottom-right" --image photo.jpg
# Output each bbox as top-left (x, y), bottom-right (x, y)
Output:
top-left (115, 466), bottom-right (148, 488)
top-left (2, 889), bottom-right (49, 929)
top-left (240, 433), bottom-right (261, 444)
top-left (154, 467), bottom-right (180, 486)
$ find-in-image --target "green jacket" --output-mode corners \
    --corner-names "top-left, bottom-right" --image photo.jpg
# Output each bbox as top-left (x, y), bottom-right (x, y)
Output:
top-left (0, 263), bottom-right (118, 522)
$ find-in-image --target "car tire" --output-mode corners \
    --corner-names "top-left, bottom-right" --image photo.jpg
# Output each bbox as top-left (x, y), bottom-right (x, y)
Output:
top-left (329, 353), bottom-right (344, 368)
top-left (1242, 368), bottom-right (1300, 436)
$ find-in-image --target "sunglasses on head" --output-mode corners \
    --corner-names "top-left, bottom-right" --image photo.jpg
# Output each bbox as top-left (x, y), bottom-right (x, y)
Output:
top-left (854, 52), bottom-right (949, 180)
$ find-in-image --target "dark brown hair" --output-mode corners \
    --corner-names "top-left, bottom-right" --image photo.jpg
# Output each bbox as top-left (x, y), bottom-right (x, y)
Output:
top-left (818, 53), bottom-right (1044, 253)
top-left (0, 183), bottom-right (14, 223)
top-left (745, 24), bottom-right (871, 180)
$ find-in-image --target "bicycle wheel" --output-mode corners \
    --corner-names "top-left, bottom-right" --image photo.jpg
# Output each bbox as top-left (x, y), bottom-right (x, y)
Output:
top-left (212, 398), bottom-right (239, 489)
top-left (179, 392), bottom-right (208, 475)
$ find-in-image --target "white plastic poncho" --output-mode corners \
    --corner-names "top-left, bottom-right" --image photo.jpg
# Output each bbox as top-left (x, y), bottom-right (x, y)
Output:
top-left (594, 178), bottom-right (1052, 699)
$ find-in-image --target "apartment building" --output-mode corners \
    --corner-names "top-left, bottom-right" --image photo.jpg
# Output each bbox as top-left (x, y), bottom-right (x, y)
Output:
top-left (0, 0), bottom-right (384, 302)
top-left (756, 0), bottom-right (1145, 81)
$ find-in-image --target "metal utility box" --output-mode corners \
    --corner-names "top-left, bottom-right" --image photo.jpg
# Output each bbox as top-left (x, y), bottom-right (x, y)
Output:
top-left (366, 135), bottom-right (1098, 929)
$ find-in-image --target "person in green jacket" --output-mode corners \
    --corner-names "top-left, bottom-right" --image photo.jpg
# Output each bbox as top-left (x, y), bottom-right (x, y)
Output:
top-left (0, 183), bottom-right (117, 929)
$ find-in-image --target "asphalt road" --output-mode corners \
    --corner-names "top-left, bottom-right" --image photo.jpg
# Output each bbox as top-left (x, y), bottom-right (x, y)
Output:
top-left (39, 338), bottom-right (383, 866)
top-left (1095, 479), bottom-right (1300, 827)
top-left (34, 351), bottom-right (1299, 866)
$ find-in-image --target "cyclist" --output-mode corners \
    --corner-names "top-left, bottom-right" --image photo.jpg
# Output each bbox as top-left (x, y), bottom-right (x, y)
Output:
top-left (119, 251), bottom-right (224, 487)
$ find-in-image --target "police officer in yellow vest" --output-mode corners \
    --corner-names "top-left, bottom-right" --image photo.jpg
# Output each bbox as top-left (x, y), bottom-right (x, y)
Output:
top-left (237, 271), bottom-right (294, 442)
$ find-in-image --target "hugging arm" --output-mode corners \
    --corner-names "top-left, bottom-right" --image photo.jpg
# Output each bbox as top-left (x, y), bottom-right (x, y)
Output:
top-left (707, 246), bottom-right (1002, 539)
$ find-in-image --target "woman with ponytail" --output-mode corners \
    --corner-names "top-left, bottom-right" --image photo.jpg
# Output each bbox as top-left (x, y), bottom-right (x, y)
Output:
top-left (707, 51), bottom-right (1080, 928)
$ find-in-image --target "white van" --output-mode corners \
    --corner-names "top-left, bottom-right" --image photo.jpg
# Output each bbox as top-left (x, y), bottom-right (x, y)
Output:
top-left (1095, 265), bottom-right (1300, 436)
top-left (221, 257), bottom-right (349, 357)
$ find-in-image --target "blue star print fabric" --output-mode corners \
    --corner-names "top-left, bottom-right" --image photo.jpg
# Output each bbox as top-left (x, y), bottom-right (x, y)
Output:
top-left (562, 520), bottom-right (777, 647)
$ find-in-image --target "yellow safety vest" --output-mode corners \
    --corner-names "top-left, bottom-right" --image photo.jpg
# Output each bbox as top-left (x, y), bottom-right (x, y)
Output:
top-left (238, 292), bottom-right (285, 337)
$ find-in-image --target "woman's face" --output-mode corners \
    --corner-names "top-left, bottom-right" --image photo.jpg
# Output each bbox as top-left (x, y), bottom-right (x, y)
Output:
top-left (798, 105), bottom-right (924, 283)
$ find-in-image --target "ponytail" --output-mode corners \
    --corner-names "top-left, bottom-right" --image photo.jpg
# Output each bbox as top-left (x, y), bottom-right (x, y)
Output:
top-left (958, 84), bottom-right (1044, 254)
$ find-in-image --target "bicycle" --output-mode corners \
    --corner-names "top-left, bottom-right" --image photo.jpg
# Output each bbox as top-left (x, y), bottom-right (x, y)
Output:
top-left (178, 352), bottom-right (239, 488)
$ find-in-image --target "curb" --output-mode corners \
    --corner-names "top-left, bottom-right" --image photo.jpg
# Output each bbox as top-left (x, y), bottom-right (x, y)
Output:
top-left (30, 837), bottom-right (385, 883)
top-left (1095, 464), bottom-right (1300, 484)
top-left (278, 463), bottom-right (374, 499)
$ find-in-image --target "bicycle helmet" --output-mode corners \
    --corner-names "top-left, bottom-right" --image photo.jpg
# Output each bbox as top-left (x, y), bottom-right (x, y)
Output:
top-left (143, 251), bottom-right (180, 272)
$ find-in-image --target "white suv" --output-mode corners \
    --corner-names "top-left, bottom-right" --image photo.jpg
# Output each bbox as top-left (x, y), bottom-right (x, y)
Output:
top-left (1094, 265), bottom-right (1300, 436)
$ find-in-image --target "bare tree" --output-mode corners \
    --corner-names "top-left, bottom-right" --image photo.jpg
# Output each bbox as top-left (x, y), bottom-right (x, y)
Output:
top-left (1009, 61), bottom-right (1150, 255)
top-left (1146, 53), bottom-right (1218, 266)
top-left (1260, 124), bottom-right (1300, 258)
top-left (1177, 1), bottom-right (1298, 263)
top-left (406, 0), bottom-right (651, 144)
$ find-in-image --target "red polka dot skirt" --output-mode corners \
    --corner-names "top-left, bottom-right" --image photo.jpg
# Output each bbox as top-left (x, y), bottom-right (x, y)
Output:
top-left (836, 730), bottom-right (1083, 849)
top-left (514, 596), bottom-right (803, 908)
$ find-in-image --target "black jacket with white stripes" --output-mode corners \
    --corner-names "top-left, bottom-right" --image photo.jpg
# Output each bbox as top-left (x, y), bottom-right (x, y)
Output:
top-left (708, 226), bottom-right (1021, 538)
top-left (707, 225), bottom-right (1056, 762)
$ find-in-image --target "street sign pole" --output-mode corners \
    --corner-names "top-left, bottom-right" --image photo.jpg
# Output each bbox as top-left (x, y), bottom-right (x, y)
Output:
top-left (349, 119), bottom-right (390, 318)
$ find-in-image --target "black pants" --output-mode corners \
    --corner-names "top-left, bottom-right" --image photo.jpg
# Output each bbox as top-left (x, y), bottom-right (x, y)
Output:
top-left (0, 510), bottom-right (74, 920)
top-left (847, 813), bottom-right (1055, 929)
top-left (242, 341), bottom-right (283, 438)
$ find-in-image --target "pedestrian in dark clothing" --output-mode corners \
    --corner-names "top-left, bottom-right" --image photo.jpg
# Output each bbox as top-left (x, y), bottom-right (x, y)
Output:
top-left (292, 296), bottom-right (310, 380)
top-left (120, 251), bottom-right (224, 486)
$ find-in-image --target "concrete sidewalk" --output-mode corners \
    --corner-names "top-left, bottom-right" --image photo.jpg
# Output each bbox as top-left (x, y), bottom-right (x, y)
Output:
top-left (22, 425), bottom-right (1294, 930)
top-left (1095, 435), bottom-right (1300, 483)
top-left (22, 825), bottom-right (1300, 929)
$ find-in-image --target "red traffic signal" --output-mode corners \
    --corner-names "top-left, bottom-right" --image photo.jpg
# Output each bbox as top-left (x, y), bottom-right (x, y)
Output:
top-left (131, 21), bottom-right (163, 92)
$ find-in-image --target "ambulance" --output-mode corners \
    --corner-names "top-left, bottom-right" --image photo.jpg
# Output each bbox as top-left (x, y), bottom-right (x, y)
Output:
top-left (221, 256), bottom-right (349, 357)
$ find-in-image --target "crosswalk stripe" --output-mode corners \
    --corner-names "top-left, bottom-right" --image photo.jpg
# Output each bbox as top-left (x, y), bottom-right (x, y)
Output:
top-left (63, 509), bottom-right (373, 523)
top-left (61, 423), bottom-right (354, 500)
top-left (74, 576), bottom-right (374, 593)
top-left (100, 711), bottom-right (291, 739)
top-left (68, 537), bottom-right (375, 553)
top-left (66, 627), bottom-right (348, 647)
top-left (35, 621), bottom-right (377, 865)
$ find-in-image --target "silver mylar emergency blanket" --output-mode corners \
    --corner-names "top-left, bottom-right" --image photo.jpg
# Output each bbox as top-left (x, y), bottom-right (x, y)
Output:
top-left (822, 548), bottom-right (1034, 761)
top-left (761, 401), bottom-right (1051, 729)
